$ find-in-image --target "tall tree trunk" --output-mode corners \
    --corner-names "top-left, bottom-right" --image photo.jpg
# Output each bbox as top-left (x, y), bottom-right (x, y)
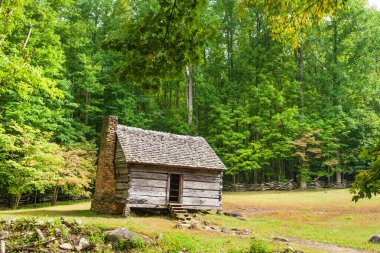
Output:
top-left (253, 170), bottom-right (259, 184)
top-left (295, 34), bottom-right (307, 190)
top-left (51, 185), bottom-right (59, 206)
top-left (175, 81), bottom-right (180, 108)
top-left (336, 149), bottom-right (342, 184)
top-left (13, 194), bottom-right (21, 209)
top-left (185, 65), bottom-right (193, 125)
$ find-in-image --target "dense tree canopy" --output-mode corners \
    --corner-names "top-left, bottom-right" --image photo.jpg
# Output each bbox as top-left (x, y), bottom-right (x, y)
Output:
top-left (1, 0), bottom-right (380, 206)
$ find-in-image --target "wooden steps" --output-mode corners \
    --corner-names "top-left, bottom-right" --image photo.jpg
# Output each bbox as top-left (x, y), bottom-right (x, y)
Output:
top-left (168, 203), bottom-right (192, 221)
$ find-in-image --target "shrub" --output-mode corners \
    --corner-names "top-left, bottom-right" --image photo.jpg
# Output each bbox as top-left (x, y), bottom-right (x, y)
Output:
top-left (249, 238), bottom-right (271, 253)
top-left (113, 236), bottom-right (146, 251)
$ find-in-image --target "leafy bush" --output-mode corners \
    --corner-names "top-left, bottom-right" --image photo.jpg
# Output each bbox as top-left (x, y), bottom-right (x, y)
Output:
top-left (249, 238), bottom-right (271, 253)
top-left (113, 236), bottom-right (146, 251)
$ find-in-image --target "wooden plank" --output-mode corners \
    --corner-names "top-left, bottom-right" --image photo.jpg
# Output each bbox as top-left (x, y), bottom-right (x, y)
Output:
top-left (129, 178), bottom-right (167, 188)
top-left (182, 197), bottom-right (221, 206)
top-left (126, 203), bottom-right (167, 209)
top-left (182, 189), bottom-right (220, 198)
top-left (183, 174), bottom-right (221, 183)
top-left (130, 171), bottom-right (168, 181)
top-left (128, 187), bottom-right (167, 197)
top-left (183, 181), bottom-right (221, 190)
top-left (128, 195), bottom-right (166, 205)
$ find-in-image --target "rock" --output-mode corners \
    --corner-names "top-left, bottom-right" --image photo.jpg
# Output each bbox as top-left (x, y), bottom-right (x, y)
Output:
top-left (155, 234), bottom-right (163, 240)
top-left (105, 228), bottom-right (151, 244)
top-left (190, 223), bottom-right (199, 229)
top-left (282, 246), bottom-right (295, 252)
top-left (35, 228), bottom-right (45, 241)
top-left (175, 223), bottom-right (183, 228)
top-left (5, 218), bottom-right (16, 226)
top-left (59, 243), bottom-right (74, 250)
top-left (273, 236), bottom-right (289, 242)
top-left (75, 238), bottom-right (90, 251)
top-left (0, 231), bottom-right (9, 240)
top-left (216, 210), bottom-right (223, 215)
top-left (223, 212), bottom-right (242, 217)
top-left (55, 228), bottom-right (62, 236)
top-left (369, 235), bottom-right (380, 244)
top-left (74, 219), bottom-right (82, 226)
top-left (243, 228), bottom-right (250, 234)
top-left (203, 221), bottom-right (209, 226)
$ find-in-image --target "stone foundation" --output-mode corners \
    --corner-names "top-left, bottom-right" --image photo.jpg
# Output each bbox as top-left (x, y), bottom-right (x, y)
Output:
top-left (91, 115), bottom-right (124, 214)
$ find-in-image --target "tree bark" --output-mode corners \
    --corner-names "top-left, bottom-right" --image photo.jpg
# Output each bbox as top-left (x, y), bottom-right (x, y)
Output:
top-left (51, 185), bottom-right (59, 206)
top-left (0, 0), bottom-right (4, 14)
top-left (21, 24), bottom-right (33, 51)
top-left (253, 170), bottom-right (259, 184)
top-left (13, 195), bottom-right (21, 209)
top-left (185, 65), bottom-right (193, 125)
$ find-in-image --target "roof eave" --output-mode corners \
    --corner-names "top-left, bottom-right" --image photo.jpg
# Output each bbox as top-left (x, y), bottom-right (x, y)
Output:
top-left (127, 161), bottom-right (226, 171)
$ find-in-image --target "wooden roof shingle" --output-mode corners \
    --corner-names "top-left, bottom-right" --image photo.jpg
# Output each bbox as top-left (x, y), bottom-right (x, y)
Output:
top-left (116, 125), bottom-right (227, 170)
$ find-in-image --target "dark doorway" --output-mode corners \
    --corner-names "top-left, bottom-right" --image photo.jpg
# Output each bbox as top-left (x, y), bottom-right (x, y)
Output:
top-left (169, 174), bottom-right (181, 203)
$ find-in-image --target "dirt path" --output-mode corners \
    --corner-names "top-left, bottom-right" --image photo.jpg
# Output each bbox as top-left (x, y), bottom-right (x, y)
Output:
top-left (282, 236), bottom-right (372, 253)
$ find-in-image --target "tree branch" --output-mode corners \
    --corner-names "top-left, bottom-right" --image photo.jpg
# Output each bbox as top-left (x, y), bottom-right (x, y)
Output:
top-left (0, 0), bottom-right (4, 14)
top-left (21, 24), bottom-right (33, 51)
top-left (163, 0), bottom-right (177, 46)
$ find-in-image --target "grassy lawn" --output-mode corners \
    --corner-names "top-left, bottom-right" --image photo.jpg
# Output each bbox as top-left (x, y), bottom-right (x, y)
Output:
top-left (214, 190), bottom-right (380, 252)
top-left (0, 189), bottom-right (379, 252)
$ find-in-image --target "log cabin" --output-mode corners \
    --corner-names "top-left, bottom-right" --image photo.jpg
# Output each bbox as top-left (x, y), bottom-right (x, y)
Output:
top-left (91, 116), bottom-right (226, 215)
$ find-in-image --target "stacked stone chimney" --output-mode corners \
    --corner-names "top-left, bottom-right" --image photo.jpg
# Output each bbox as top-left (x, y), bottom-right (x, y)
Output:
top-left (91, 115), bottom-right (124, 214)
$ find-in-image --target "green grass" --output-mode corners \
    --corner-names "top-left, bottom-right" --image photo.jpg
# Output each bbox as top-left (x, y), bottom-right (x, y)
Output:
top-left (216, 190), bottom-right (380, 252)
top-left (0, 189), bottom-right (379, 252)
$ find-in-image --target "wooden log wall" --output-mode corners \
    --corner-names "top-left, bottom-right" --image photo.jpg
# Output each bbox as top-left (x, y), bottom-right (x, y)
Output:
top-left (114, 140), bottom-right (129, 203)
top-left (125, 164), bottom-right (223, 210)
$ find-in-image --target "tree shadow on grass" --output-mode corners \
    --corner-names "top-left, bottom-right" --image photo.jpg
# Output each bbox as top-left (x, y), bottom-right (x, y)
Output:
top-left (0, 208), bottom-right (174, 221)
top-left (0, 209), bottom-right (126, 219)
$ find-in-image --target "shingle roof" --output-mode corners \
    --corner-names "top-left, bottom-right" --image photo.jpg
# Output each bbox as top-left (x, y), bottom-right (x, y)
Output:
top-left (116, 125), bottom-right (226, 170)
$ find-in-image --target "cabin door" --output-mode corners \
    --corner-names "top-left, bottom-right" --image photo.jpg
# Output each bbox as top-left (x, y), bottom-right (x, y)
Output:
top-left (168, 174), bottom-right (182, 203)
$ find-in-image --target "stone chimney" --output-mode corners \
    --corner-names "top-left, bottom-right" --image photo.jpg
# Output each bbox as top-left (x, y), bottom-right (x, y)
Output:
top-left (91, 115), bottom-right (124, 214)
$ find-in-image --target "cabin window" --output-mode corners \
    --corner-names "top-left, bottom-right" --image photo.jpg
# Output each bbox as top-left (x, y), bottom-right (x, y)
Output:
top-left (168, 174), bottom-right (182, 203)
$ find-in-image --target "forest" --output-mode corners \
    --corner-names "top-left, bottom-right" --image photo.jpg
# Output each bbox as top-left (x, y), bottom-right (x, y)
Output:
top-left (1, 0), bottom-right (380, 208)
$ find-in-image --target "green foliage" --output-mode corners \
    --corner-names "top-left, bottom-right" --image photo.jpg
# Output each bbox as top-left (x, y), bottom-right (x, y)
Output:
top-left (249, 238), bottom-right (271, 253)
top-left (351, 141), bottom-right (380, 201)
top-left (104, 0), bottom-right (216, 83)
top-left (1, 0), bottom-right (380, 202)
top-left (113, 236), bottom-right (146, 251)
